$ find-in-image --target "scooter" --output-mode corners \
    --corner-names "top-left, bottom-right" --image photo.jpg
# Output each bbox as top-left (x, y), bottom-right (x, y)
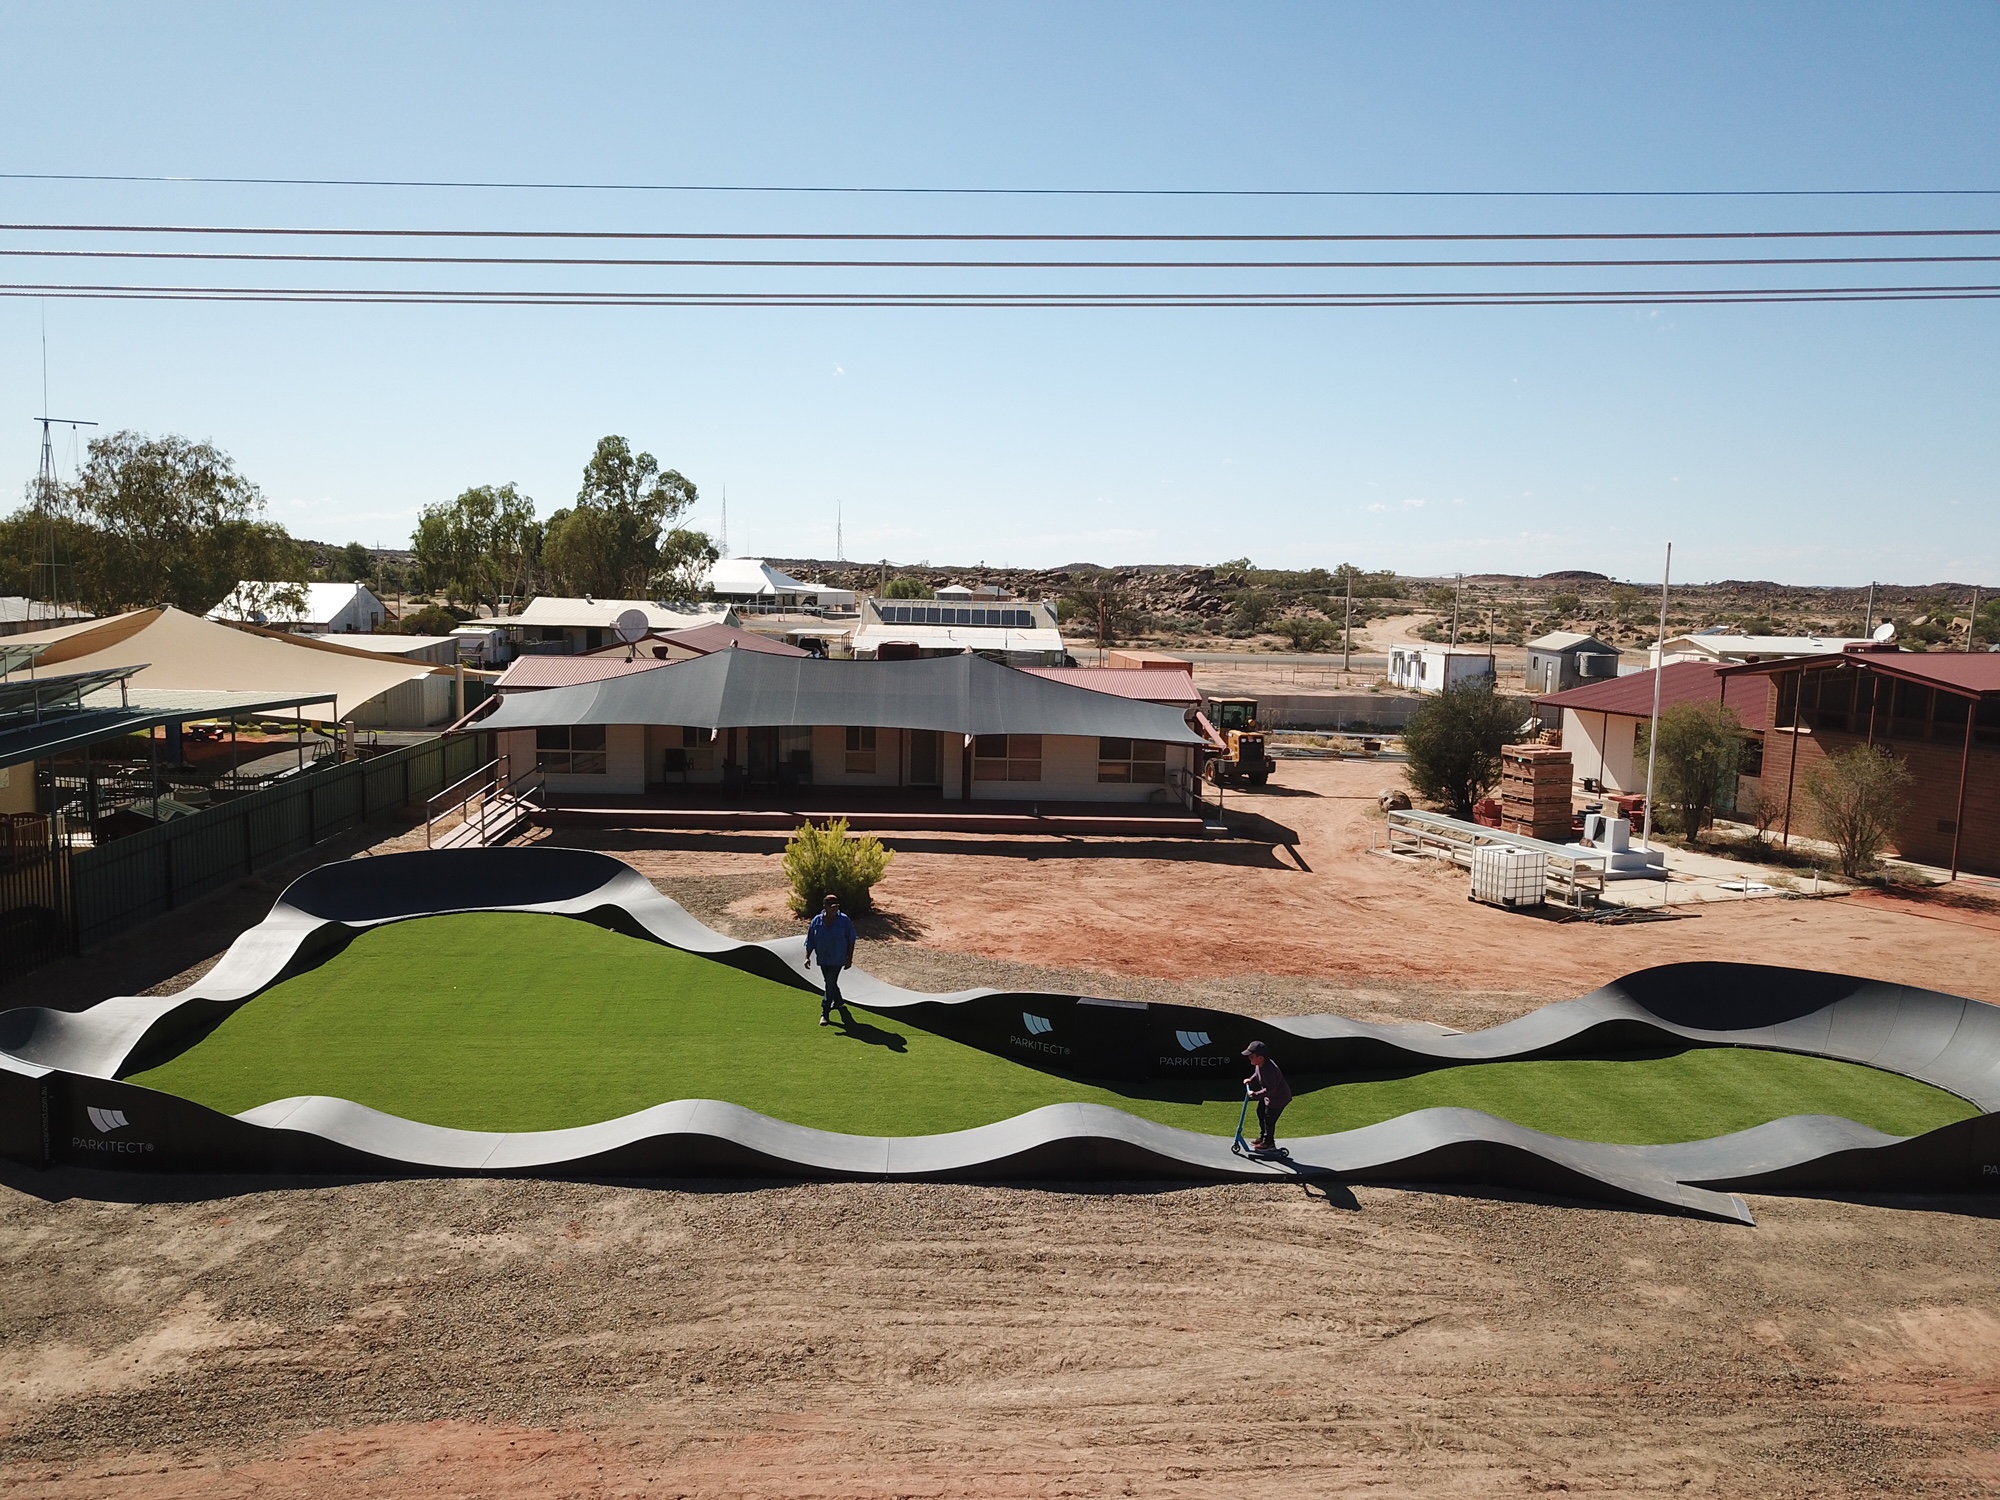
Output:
top-left (1216, 1096), bottom-right (1296, 1160)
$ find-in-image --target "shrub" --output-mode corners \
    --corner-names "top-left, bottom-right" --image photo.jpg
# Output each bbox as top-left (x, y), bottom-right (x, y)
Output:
top-left (1802, 744), bottom-right (1913, 878)
top-left (1276, 616), bottom-right (1336, 651)
top-left (883, 575), bottom-right (928, 599)
top-left (1230, 591), bottom-right (1275, 633)
top-left (1403, 683), bottom-right (1526, 818)
top-left (783, 817), bottom-right (895, 916)
top-left (1640, 700), bottom-right (1746, 838)
top-left (399, 603), bottom-right (461, 635)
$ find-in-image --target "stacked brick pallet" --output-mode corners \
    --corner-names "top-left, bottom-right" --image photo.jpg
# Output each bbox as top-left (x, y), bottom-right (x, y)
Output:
top-left (1499, 744), bottom-right (1574, 842)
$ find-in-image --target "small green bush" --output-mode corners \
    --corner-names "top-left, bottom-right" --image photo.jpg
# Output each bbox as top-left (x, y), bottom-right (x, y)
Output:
top-left (783, 817), bottom-right (894, 916)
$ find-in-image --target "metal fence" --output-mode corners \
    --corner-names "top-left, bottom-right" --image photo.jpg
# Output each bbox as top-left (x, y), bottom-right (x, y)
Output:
top-left (64, 734), bottom-right (485, 954)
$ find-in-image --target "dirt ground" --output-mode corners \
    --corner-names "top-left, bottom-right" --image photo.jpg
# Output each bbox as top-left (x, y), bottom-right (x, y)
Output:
top-left (4, 758), bottom-right (1999, 1496)
top-left (529, 757), bottom-right (2000, 1028)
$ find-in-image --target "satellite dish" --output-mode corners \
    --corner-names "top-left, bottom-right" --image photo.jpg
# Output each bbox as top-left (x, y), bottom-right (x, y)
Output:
top-left (1872, 621), bottom-right (1897, 644)
top-left (614, 609), bottom-right (650, 644)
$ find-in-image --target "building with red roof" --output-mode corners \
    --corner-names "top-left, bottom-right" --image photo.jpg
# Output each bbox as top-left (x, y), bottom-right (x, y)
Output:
top-left (1719, 647), bottom-right (2000, 877)
top-left (1533, 660), bottom-right (1770, 807)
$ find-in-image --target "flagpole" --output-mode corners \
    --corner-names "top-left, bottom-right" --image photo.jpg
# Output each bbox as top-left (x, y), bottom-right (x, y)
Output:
top-left (1641, 542), bottom-right (1672, 854)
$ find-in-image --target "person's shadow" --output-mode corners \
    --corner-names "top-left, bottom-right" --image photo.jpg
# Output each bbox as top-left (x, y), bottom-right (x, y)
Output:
top-left (832, 1011), bottom-right (909, 1052)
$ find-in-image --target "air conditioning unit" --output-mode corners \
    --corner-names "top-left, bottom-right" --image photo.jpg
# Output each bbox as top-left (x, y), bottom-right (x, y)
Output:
top-left (1471, 846), bottom-right (1546, 909)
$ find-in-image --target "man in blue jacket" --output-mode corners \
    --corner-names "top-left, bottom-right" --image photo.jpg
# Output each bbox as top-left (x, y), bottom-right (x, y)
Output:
top-left (804, 893), bottom-right (859, 1026)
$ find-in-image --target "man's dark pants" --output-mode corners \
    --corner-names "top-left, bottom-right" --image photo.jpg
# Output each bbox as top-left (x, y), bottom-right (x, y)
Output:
top-left (821, 964), bottom-right (846, 1018)
top-left (1256, 1099), bottom-right (1285, 1144)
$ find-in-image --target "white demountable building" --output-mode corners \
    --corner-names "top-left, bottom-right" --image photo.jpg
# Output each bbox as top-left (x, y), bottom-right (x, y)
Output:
top-left (505, 597), bottom-right (738, 655)
top-left (848, 597), bottom-right (1067, 666)
top-left (1524, 631), bottom-right (1622, 695)
top-left (209, 581), bottom-right (388, 634)
top-left (1650, 631), bottom-right (1869, 667)
top-left (702, 558), bottom-right (857, 613)
top-left (1387, 646), bottom-right (1497, 695)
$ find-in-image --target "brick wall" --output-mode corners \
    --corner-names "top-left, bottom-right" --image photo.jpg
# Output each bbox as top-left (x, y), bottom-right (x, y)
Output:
top-left (1760, 678), bottom-right (1999, 874)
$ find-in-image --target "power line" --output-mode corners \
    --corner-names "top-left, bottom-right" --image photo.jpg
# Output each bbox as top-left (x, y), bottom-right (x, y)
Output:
top-left (4, 247), bottom-right (1998, 271)
top-left (2, 280), bottom-right (1993, 306)
top-left (2, 171), bottom-right (1997, 198)
top-left (3, 222), bottom-right (1998, 243)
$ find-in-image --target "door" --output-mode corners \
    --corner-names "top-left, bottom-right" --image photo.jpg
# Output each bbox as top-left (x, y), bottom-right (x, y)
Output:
top-left (908, 729), bottom-right (942, 787)
top-left (747, 727), bottom-right (778, 784)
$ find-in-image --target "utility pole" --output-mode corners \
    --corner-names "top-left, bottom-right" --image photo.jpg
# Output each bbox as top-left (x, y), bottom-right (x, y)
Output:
top-left (1971, 586), bottom-right (1982, 651)
top-left (1864, 580), bottom-right (1875, 635)
top-left (1450, 574), bottom-right (1462, 648)
top-left (1342, 569), bottom-right (1353, 674)
top-left (719, 482), bottom-right (728, 557)
top-left (836, 499), bottom-right (844, 563)
top-left (1641, 542), bottom-right (1673, 854)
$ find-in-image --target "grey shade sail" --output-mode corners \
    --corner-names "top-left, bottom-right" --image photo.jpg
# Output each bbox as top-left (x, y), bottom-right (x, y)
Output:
top-left (475, 649), bottom-right (1205, 745)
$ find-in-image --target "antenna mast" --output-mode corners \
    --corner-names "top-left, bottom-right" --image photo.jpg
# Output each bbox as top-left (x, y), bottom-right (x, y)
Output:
top-left (35, 318), bottom-right (96, 623)
top-left (719, 482), bottom-right (728, 557)
top-left (837, 499), bottom-right (844, 563)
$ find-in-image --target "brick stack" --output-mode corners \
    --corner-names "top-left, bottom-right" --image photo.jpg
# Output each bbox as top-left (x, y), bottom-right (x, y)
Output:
top-left (1499, 744), bottom-right (1574, 842)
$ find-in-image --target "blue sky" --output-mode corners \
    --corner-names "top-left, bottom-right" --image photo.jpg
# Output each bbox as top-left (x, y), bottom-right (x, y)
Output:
top-left (1, 3), bottom-right (1995, 585)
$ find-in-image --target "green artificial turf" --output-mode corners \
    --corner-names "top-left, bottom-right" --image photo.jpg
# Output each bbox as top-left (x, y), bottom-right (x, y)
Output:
top-left (130, 913), bottom-right (1980, 1144)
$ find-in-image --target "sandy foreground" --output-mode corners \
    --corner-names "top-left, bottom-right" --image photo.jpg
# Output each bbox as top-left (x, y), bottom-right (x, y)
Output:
top-left (4, 759), bottom-right (1999, 1496)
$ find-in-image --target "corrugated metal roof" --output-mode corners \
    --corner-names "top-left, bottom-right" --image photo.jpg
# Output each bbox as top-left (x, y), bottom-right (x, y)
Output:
top-left (638, 623), bottom-right (808, 658)
top-left (1664, 633), bottom-right (1869, 659)
top-left (1534, 660), bottom-right (1769, 731)
top-left (1021, 666), bottom-right (1201, 705)
top-left (0, 684), bottom-right (340, 764)
top-left (1718, 648), bottom-right (2000, 698)
top-left (1527, 631), bottom-right (1618, 653)
top-left (480, 650), bottom-right (1205, 744)
top-left (495, 656), bottom-right (677, 690)
top-left (511, 597), bottom-right (737, 631)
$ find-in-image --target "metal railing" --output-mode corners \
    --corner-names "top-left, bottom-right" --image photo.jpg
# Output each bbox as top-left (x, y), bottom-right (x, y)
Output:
top-left (61, 734), bottom-right (486, 954)
top-left (426, 759), bottom-right (543, 849)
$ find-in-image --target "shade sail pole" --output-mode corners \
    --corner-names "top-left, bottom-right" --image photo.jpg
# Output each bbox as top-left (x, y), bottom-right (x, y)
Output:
top-left (1641, 542), bottom-right (1672, 853)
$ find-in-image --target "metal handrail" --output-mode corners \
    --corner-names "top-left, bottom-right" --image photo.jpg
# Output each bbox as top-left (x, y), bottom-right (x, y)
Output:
top-left (426, 761), bottom-right (544, 849)
top-left (426, 759), bottom-right (499, 848)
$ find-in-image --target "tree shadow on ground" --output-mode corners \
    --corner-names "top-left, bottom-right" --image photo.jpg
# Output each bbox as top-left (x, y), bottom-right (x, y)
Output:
top-left (854, 909), bottom-right (926, 941)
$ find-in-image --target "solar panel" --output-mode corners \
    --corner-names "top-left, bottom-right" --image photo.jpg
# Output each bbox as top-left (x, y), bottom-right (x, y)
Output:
top-left (0, 665), bottom-right (143, 723)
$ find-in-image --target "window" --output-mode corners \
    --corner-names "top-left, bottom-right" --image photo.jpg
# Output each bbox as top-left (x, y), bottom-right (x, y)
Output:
top-left (973, 733), bottom-right (1042, 781)
top-left (536, 724), bottom-right (606, 775)
top-left (845, 725), bottom-right (878, 774)
top-left (1739, 734), bottom-right (1765, 779)
top-left (1808, 670), bottom-right (1853, 732)
top-left (1888, 679), bottom-right (1933, 741)
top-left (663, 726), bottom-right (710, 777)
top-left (1098, 737), bottom-right (1167, 784)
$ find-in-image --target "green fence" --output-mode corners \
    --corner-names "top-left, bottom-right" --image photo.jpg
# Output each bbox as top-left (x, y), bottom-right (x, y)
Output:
top-left (68, 734), bottom-right (485, 952)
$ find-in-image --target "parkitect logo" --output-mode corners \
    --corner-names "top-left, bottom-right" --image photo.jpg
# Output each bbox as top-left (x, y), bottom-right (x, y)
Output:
top-left (1158, 1028), bottom-right (1233, 1069)
top-left (73, 1105), bottom-right (155, 1155)
top-left (1010, 1012), bottom-right (1070, 1058)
